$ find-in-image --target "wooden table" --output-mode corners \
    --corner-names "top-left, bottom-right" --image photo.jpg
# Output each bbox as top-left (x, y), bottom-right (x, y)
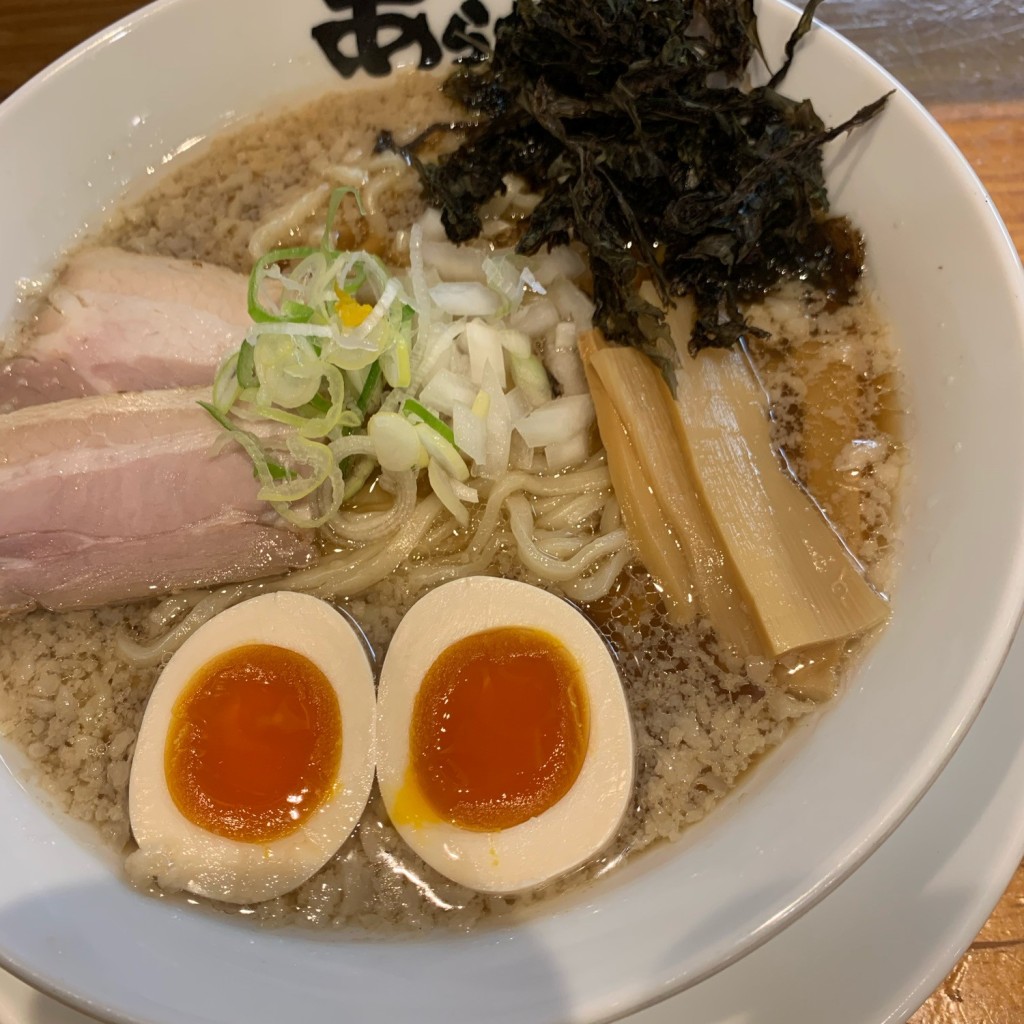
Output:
top-left (1, 2), bottom-right (1022, 1022)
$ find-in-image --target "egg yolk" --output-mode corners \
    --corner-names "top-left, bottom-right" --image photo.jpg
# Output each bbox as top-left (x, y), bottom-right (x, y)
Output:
top-left (164, 644), bottom-right (342, 843)
top-left (409, 626), bottom-right (589, 832)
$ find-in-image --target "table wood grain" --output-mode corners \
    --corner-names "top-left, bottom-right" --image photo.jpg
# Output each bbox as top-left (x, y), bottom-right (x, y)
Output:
top-left (1, 3), bottom-right (1023, 1023)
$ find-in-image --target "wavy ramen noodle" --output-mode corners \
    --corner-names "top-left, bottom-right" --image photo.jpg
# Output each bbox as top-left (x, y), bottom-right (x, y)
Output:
top-left (0, 71), bottom-right (904, 932)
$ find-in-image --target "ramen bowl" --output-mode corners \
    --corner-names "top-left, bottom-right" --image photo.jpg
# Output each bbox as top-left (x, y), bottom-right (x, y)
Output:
top-left (0, 1), bottom-right (1023, 1022)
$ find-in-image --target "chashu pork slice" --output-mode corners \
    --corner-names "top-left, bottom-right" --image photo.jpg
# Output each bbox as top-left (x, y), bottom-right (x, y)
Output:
top-left (0, 388), bottom-right (316, 613)
top-left (0, 248), bottom-right (252, 411)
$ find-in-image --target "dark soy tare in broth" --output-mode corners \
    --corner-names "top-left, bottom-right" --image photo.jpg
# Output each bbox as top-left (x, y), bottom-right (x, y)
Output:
top-left (0, 64), bottom-right (904, 932)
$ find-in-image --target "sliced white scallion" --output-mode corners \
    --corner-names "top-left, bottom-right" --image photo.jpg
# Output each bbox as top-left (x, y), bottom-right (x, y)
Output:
top-left (497, 328), bottom-right (532, 359)
top-left (466, 319), bottom-right (508, 388)
top-left (546, 322), bottom-right (588, 396)
top-left (430, 282), bottom-right (502, 318)
top-left (328, 433), bottom-right (377, 464)
top-left (248, 321), bottom-right (334, 341)
top-left (423, 241), bottom-right (488, 283)
top-left (548, 277), bottom-right (595, 328)
top-left (482, 255), bottom-right (521, 311)
top-left (415, 422), bottom-right (470, 482)
top-left (515, 394), bottom-right (596, 449)
top-left (471, 390), bottom-right (490, 419)
top-left (368, 411), bottom-right (425, 473)
top-left (509, 298), bottom-right (560, 338)
top-left (480, 363), bottom-right (512, 480)
top-left (450, 479), bottom-right (479, 504)
top-left (253, 333), bottom-right (324, 410)
top-left (427, 458), bottom-right (470, 527)
top-left (545, 431), bottom-right (592, 471)
top-left (203, 199), bottom-right (603, 534)
top-left (408, 221), bottom-right (432, 338)
top-left (379, 307), bottom-right (413, 389)
top-left (509, 432), bottom-right (537, 472)
top-left (452, 401), bottom-right (487, 466)
top-left (419, 369), bottom-right (479, 417)
top-left (410, 319), bottom-right (464, 392)
top-left (481, 254), bottom-right (542, 316)
top-left (504, 386), bottom-right (535, 427)
top-left (532, 246), bottom-right (586, 287)
top-left (509, 353), bottom-right (553, 409)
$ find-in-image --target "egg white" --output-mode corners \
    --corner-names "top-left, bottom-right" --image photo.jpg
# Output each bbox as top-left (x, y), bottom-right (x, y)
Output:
top-left (128, 591), bottom-right (376, 905)
top-left (376, 576), bottom-right (634, 894)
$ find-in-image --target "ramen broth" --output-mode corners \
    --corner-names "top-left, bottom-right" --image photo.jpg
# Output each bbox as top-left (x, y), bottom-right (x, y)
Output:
top-left (0, 71), bottom-right (904, 931)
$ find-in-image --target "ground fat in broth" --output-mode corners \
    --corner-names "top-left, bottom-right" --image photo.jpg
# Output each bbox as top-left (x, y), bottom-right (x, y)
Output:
top-left (0, 72), bottom-right (905, 933)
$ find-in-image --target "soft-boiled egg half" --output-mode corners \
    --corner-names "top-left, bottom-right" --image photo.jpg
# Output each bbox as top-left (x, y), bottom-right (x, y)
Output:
top-left (377, 576), bottom-right (634, 894)
top-left (129, 591), bottom-right (375, 904)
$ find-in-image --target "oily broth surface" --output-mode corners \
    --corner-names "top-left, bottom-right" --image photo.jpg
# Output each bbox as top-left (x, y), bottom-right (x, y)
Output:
top-left (99, 70), bottom-right (459, 273)
top-left (0, 74), bottom-right (904, 932)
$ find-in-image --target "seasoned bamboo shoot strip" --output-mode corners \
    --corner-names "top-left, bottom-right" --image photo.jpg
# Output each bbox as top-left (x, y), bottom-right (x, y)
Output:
top-left (585, 341), bottom-right (759, 656)
top-left (579, 336), bottom-right (696, 626)
top-left (671, 345), bottom-right (888, 655)
top-left (776, 640), bottom-right (843, 703)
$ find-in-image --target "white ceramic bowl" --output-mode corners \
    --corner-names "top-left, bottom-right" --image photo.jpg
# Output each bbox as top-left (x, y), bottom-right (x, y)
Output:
top-left (1, 2), bottom-right (1023, 1022)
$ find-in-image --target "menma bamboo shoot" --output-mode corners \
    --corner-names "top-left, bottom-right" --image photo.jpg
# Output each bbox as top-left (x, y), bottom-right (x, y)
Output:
top-left (671, 344), bottom-right (888, 656)
top-left (579, 336), bottom-right (697, 626)
top-left (584, 338), bottom-right (760, 657)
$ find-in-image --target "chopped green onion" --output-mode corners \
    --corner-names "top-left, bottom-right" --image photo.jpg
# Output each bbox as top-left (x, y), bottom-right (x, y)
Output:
top-left (403, 398), bottom-right (455, 446)
top-left (211, 352), bottom-right (241, 413)
top-left (253, 364), bottom-right (347, 439)
top-left (302, 391), bottom-right (333, 417)
top-left (282, 300), bottom-right (316, 320)
top-left (248, 246), bottom-right (318, 323)
top-left (322, 187), bottom-right (366, 253)
top-left (357, 361), bottom-right (383, 414)
top-left (340, 261), bottom-right (367, 296)
top-left (198, 401), bottom-right (284, 494)
top-left (342, 455), bottom-right (376, 501)
top-left (198, 400), bottom-right (235, 434)
top-left (265, 459), bottom-right (292, 481)
top-left (255, 435), bottom-right (335, 504)
top-left (237, 341), bottom-right (257, 389)
top-left (212, 204), bottom-right (595, 532)
top-left (416, 423), bottom-right (469, 481)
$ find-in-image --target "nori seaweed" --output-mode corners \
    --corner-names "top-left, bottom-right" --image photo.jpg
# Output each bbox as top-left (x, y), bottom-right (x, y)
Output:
top-left (379, 0), bottom-right (888, 360)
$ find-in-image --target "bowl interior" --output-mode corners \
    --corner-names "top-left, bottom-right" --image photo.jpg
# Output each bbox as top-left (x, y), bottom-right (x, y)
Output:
top-left (1, 1), bottom-right (1023, 1022)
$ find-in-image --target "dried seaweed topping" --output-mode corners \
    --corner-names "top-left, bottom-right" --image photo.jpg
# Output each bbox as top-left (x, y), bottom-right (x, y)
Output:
top-left (380, 0), bottom-right (888, 359)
